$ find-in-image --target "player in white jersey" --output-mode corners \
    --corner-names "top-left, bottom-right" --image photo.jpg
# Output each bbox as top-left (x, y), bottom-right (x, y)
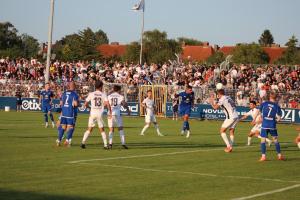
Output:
top-left (107, 85), bottom-right (130, 149)
top-left (210, 89), bottom-right (239, 153)
top-left (80, 81), bottom-right (112, 149)
top-left (140, 90), bottom-right (163, 136)
top-left (240, 101), bottom-right (272, 146)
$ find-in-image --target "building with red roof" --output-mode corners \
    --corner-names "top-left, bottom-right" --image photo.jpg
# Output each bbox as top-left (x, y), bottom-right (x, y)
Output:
top-left (97, 43), bottom-right (127, 58)
top-left (181, 43), bottom-right (215, 62)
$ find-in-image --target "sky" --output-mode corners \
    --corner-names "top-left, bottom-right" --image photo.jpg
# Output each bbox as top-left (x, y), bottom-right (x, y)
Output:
top-left (1, 0), bottom-right (300, 46)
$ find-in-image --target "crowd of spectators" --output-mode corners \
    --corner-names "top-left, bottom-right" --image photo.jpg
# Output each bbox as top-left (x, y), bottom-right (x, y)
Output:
top-left (0, 57), bottom-right (299, 108)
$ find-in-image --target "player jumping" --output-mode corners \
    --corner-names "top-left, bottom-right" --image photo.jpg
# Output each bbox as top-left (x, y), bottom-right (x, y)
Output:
top-left (39, 83), bottom-right (55, 128)
top-left (210, 89), bottom-right (239, 153)
top-left (80, 81), bottom-right (112, 149)
top-left (258, 92), bottom-right (284, 161)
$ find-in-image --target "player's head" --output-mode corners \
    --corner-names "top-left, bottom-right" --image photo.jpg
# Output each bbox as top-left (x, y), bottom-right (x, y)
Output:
top-left (216, 89), bottom-right (225, 98)
top-left (269, 91), bottom-right (277, 101)
top-left (185, 85), bottom-right (193, 94)
top-left (68, 81), bottom-right (76, 91)
top-left (45, 83), bottom-right (50, 90)
top-left (249, 100), bottom-right (257, 109)
top-left (147, 90), bottom-right (152, 98)
top-left (113, 85), bottom-right (121, 93)
top-left (95, 80), bottom-right (103, 90)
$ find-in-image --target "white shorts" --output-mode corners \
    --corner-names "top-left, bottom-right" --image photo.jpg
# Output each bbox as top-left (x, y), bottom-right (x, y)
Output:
top-left (221, 118), bottom-right (239, 129)
top-left (251, 124), bottom-right (262, 133)
top-left (108, 115), bottom-right (123, 128)
top-left (145, 115), bottom-right (156, 123)
top-left (88, 114), bottom-right (104, 128)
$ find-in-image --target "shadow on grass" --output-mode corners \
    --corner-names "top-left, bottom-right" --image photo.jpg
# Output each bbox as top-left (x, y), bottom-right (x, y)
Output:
top-left (0, 188), bottom-right (120, 200)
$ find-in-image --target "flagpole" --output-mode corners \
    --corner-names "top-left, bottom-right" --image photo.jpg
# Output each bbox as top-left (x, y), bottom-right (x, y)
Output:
top-left (45, 0), bottom-right (55, 83)
top-left (139, 9), bottom-right (144, 65)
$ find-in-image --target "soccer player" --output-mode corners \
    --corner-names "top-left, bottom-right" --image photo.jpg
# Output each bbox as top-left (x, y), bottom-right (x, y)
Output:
top-left (107, 85), bottom-right (130, 149)
top-left (80, 81), bottom-right (112, 149)
top-left (177, 85), bottom-right (194, 138)
top-left (240, 101), bottom-right (272, 146)
top-left (172, 94), bottom-right (179, 121)
top-left (56, 82), bottom-right (79, 147)
top-left (258, 92), bottom-right (284, 161)
top-left (39, 83), bottom-right (55, 128)
top-left (210, 89), bottom-right (239, 153)
top-left (140, 90), bottom-right (163, 136)
top-left (16, 90), bottom-right (22, 112)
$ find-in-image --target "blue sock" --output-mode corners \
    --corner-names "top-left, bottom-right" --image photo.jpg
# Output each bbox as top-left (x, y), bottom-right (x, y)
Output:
top-left (186, 121), bottom-right (190, 130)
top-left (58, 126), bottom-right (64, 141)
top-left (274, 142), bottom-right (281, 154)
top-left (67, 127), bottom-right (75, 140)
top-left (260, 142), bottom-right (266, 155)
top-left (44, 114), bottom-right (48, 122)
top-left (49, 113), bottom-right (54, 122)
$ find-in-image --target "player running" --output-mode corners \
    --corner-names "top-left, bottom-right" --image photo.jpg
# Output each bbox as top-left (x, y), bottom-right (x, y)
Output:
top-left (258, 92), bottom-right (284, 161)
top-left (56, 82), bottom-right (79, 147)
top-left (210, 89), bottom-right (238, 153)
top-left (240, 101), bottom-right (272, 146)
top-left (140, 90), bottom-right (163, 136)
top-left (39, 83), bottom-right (55, 128)
top-left (107, 85), bottom-right (130, 149)
top-left (177, 85), bottom-right (194, 138)
top-left (80, 81), bottom-right (112, 149)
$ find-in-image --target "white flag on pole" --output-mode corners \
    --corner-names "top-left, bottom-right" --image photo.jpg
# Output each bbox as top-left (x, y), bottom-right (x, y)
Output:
top-left (132, 0), bottom-right (145, 12)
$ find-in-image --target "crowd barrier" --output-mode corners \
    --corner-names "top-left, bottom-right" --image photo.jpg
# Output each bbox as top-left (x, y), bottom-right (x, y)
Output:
top-left (0, 97), bottom-right (299, 124)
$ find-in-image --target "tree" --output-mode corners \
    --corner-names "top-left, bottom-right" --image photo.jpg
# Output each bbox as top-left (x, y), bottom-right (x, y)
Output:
top-left (259, 29), bottom-right (274, 46)
top-left (206, 51), bottom-right (225, 64)
top-left (21, 34), bottom-right (39, 58)
top-left (122, 42), bottom-right (140, 63)
top-left (177, 37), bottom-right (203, 46)
top-left (277, 35), bottom-right (300, 64)
top-left (232, 43), bottom-right (270, 64)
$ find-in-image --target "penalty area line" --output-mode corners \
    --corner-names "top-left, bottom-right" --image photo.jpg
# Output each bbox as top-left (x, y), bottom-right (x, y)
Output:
top-left (231, 184), bottom-right (300, 200)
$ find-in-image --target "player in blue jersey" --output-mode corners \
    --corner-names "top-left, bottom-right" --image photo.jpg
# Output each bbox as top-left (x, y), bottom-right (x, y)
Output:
top-left (177, 85), bottom-right (194, 138)
top-left (39, 83), bottom-right (55, 128)
top-left (56, 82), bottom-right (79, 147)
top-left (259, 92), bottom-right (284, 161)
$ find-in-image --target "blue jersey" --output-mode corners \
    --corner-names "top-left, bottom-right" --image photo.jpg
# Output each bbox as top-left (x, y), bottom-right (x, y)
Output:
top-left (178, 91), bottom-right (194, 107)
top-left (259, 101), bottom-right (281, 129)
top-left (40, 90), bottom-right (53, 106)
top-left (61, 91), bottom-right (79, 118)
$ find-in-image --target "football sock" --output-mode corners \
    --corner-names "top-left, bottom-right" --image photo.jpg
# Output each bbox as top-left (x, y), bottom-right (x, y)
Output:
top-left (67, 127), bottom-right (74, 140)
top-left (247, 137), bottom-right (252, 145)
top-left (274, 142), bottom-right (281, 154)
top-left (230, 135), bottom-right (234, 145)
top-left (44, 113), bottom-right (48, 122)
top-left (221, 133), bottom-right (231, 147)
top-left (82, 130), bottom-right (90, 144)
top-left (49, 113), bottom-right (54, 122)
top-left (119, 130), bottom-right (125, 145)
top-left (141, 125), bottom-right (149, 135)
top-left (58, 127), bottom-right (64, 141)
top-left (109, 132), bottom-right (114, 145)
top-left (101, 132), bottom-right (108, 147)
top-left (260, 142), bottom-right (266, 155)
top-left (186, 121), bottom-right (190, 130)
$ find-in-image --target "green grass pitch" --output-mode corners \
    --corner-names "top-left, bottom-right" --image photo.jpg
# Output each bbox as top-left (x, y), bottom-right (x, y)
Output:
top-left (0, 111), bottom-right (299, 200)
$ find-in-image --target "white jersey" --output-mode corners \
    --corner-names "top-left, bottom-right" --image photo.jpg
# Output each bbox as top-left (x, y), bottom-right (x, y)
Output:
top-left (142, 97), bottom-right (155, 116)
top-left (217, 95), bottom-right (239, 119)
top-left (108, 92), bottom-right (124, 116)
top-left (245, 108), bottom-right (261, 124)
top-left (85, 91), bottom-right (108, 115)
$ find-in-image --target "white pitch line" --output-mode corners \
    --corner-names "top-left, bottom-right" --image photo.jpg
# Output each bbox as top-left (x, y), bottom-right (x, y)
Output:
top-left (77, 163), bottom-right (300, 184)
top-left (68, 146), bottom-right (254, 164)
top-left (231, 184), bottom-right (300, 200)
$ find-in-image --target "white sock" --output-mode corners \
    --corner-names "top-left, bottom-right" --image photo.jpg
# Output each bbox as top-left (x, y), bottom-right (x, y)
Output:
top-left (154, 124), bottom-right (161, 135)
top-left (266, 138), bottom-right (271, 143)
top-left (247, 137), bottom-right (252, 145)
top-left (119, 130), bottom-right (125, 145)
top-left (141, 125), bottom-right (149, 135)
top-left (109, 132), bottom-right (113, 145)
top-left (230, 135), bottom-right (234, 145)
top-left (297, 142), bottom-right (300, 149)
top-left (221, 133), bottom-right (231, 147)
top-left (101, 132), bottom-right (108, 147)
top-left (82, 130), bottom-right (90, 144)
top-left (68, 138), bottom-right (72, 144)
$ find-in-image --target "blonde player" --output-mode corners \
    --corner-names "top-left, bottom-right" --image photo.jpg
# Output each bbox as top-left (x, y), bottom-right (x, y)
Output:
top-left (240, 101), bottom-right (272, 146)
top-left (140, 90), bottom-right (163, 136)
top-left (80, 81), bottom-right (112, 149)
top-left (210, 89), bottom-right (239, 153)
top-left (107, 85), bottom-right (130, 149)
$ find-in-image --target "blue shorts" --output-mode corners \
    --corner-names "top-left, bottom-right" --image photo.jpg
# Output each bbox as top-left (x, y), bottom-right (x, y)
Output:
top-left (179, 106), bottom-right (191, 116)
top-left (260, 129), bottom-right (278, 138)
top-left (60, 117), bottom-right (75, 126)
top-left (42, 104), bottom-right (52, 113)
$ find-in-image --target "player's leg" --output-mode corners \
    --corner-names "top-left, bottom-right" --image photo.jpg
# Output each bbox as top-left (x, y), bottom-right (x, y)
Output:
top-left (108, 116), bottom-right (114, 149)
top-left (81, 116), bottom-right (96, 148)
top-left (117, 116), bottom-right (128, 149)
top-left (43, 107), bottom-right (49, 128)
top-left (65, 117), bottom-right (75, 146)
top-left (271, 130), bottom-right (284, 160)
top-left (259, 129), bottom-right (268, 161)
top-left (220, 126), bottom-right (232, 152)
top-left (48, 110), bottom-right (55, 128)
top-left (141, 115), bottom-right (150, 135)
top-left (57, 117), bottom-right (66, 146)
top-left (153, 116), bottom-right (163, 136)
top-left (247, 131), bottom-right (255, 146)
top-left (99, 127), bottom-right (108, 149)
top-left (228, 118), bottom-right (238, 145)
